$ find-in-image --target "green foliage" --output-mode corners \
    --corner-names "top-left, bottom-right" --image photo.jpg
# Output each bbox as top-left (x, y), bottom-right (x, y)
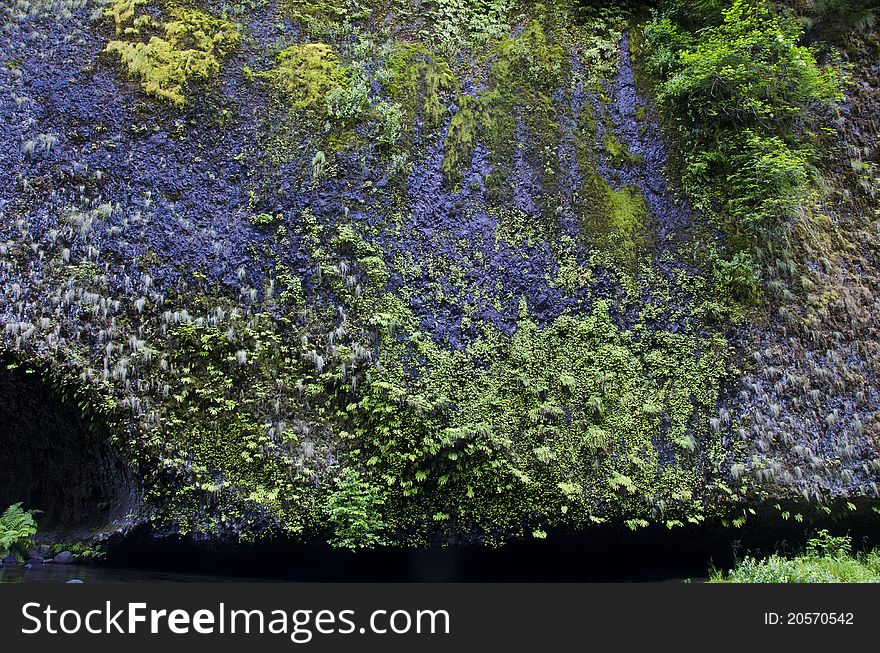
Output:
top-left (52, 541), bottom-right (106, 561)
top-left (421, 0), bottom-right (515, 54)
top-left (806, 529), bottom-right (853, 557)
top-left (341, 297), bottom-right (729, 543)
top-left (325, 67), bottom-right (371, 122)
top-left (653, 1), bottom-right (840, 127)
top-left (724, 131), bottom-right (813, 232)
top-left (0, 503), bottom-right (40, 558)
top-left (712, 250), bottom-right (760, 301)
top-left (645, 0), bottom-right (842, 247)
top-left (712, 530), bottom-right (880, 582)
top-left (795, 0), bottom-right (880, 38)
top-left (602, 128), bottom-right (643, 167)
top-left (326, 468), bottom-right (387, 549)
top-left (374, 101), bottom-right (404, 147)
top-left (104, 3), bottom-right (240, 106)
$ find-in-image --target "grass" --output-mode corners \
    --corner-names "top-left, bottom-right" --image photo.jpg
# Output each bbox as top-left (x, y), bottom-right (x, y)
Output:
top-left (711, 531), bottom-right (880, 583)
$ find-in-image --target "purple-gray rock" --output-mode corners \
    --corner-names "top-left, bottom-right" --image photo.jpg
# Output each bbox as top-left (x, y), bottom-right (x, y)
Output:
top-left (25, 549), bottom-right (45, 563)
top-left (52, 551), bottom-right (74, 565)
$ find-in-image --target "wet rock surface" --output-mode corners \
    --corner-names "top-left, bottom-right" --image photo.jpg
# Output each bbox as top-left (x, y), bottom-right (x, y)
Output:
top-left (0, 1), bottom-right (877, 546)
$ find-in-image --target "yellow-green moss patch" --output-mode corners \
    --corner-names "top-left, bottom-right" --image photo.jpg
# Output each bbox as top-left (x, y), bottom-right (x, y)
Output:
top-left (259, 43), bottom-right (348, 112)
top-left (104, 4), bottom-right (240, 107)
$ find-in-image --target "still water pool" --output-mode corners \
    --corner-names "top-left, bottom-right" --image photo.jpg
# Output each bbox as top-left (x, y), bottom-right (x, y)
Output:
top-left (0, 564), bottom-right (272, 583)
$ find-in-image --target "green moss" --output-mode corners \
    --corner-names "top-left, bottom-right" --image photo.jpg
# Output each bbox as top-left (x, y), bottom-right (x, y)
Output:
top-left (570, 98), bottom-right (652, 279)
top-left (259, 43), bottom-right (348, 112)
top-left (576, 166), bottom-right (651, 276)
top-left (105, 0), bottom-right (153, 35)
top-left (602, 127), bottom-right (643, 167)
top-left (281, 0), bottom-right (369, 37)
top-left (104, 4), bottom-right (240, 107)
top-left (250, 212), bottom-right (281, 228)
top-left (443, 96), bottom-right (480, 182)
top-left (606, 184), bottom-right (650, 266)
top-left (443, 13), bottom-right (568, 201)
top-left (384, 42), bottom-right (456, 140)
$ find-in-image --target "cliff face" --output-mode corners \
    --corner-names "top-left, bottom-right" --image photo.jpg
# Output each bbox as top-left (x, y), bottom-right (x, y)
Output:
top-left (0, 0), bottom-right (878, 548)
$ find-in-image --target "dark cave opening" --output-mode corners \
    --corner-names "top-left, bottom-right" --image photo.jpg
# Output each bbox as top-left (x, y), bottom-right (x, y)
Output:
top-left (0, 360), bottom-right (136, 536)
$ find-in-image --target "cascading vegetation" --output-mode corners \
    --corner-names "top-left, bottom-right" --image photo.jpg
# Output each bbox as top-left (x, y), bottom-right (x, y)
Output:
top-left (644, 0), bottom-right (843, 277)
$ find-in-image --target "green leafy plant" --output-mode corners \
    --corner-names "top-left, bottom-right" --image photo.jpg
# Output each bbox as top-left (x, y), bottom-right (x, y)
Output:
top-left (711, 530), bottom-right (880, 582)
top-left (712, 250), bottom-right (760, 301)
top-left (325, 69), bottom-right (370, 122)
top-left (805, 529), bottom-right (852, 557)
top-left (645, 0), bottom-right (842, 249)
top-left (374, 101), bottom-right (404, 147)
top-left (326, 468), bottom-right (386, 550)
top-left (0, 503), bottom-right (41, 559)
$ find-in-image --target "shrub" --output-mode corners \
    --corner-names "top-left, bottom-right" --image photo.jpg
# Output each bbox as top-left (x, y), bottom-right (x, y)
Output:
top-left (645, 0), bottom-right (842, 246)
top-left (653, 1), bottom-right (840, 129)
top-left (326, 468), bottom-right (386, 549)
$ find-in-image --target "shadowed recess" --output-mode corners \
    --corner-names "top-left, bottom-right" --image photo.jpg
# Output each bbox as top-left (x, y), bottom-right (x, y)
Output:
top-left (0, 360), bottom-right (136, 535)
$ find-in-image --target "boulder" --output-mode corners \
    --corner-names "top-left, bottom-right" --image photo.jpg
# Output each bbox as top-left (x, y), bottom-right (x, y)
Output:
top-left (25, 549), bottom-right (45, 563)
top-left (52, 551), bottom-right (74, 565)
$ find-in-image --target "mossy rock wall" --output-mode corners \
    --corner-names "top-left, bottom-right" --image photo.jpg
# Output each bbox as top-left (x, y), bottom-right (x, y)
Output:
top-left (1, 0), bottom-right (879, 547)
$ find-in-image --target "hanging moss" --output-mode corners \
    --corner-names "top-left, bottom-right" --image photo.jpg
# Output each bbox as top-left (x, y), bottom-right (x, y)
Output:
top-left (443, 12), bottom-right (568, 203)
top-left (384, 42), bottom-right (456, 141)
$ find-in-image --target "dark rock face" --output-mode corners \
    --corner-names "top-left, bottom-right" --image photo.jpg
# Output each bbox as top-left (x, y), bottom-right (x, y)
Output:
top-left (0, 361), bottom-right (137, 536)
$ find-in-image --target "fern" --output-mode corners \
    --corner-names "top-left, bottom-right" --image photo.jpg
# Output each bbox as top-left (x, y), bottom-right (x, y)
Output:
top-left (0, 503), bottom-right (41, 558)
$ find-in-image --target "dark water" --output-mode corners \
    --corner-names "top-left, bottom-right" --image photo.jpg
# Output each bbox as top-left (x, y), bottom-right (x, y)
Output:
top-left (5, 506), bottom-right (880, 583)
top-left (0, 563), bottom-right (271, 584)
top-left (1, 507), bottom-right (868, 584)
top-left (0, 562), bottom-right (694, 584)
